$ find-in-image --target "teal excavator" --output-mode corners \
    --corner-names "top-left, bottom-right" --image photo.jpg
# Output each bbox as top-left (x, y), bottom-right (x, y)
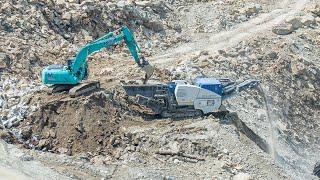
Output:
top-left (41, 26), bottom-right (154, 97)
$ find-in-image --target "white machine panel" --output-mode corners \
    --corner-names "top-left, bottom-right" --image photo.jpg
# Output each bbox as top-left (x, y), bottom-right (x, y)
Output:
top-left (174, 85), bottom-right (200, 105)
top-left (174, 85), bottom-right (222, 114)
top-left (194, 87), bottom-right (221, 113)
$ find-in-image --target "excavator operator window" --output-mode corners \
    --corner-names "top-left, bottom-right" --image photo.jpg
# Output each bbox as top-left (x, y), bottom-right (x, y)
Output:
top-left (67, 59), bottom-right (73, 70)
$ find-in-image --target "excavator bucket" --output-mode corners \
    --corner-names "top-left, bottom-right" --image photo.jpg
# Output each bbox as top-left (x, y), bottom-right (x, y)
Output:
top-left (139, 57), bottom-right (154, 84)
top-left (142, 63), bottom-right (155, 84)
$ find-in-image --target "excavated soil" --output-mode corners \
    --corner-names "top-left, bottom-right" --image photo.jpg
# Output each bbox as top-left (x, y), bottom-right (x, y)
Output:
top-left (19, 90), bottom-right (146, 156)
top-left (24, 92), bottom-right (121, 155)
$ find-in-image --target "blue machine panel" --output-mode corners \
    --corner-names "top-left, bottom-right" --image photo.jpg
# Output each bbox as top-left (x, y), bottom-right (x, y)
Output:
top-left (195, 78), bottom-right (223, 95)
top-left (168, 82), bottom-right (177, 94)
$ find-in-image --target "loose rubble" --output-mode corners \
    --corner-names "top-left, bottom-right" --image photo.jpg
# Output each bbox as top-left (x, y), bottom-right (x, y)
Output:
top-left (0, 75), bottom-right (43, 128)
top-left (273, 10), bottom-right (318, 35)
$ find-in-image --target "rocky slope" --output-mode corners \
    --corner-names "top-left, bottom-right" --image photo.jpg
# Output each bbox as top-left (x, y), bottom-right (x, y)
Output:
top-left (1, 0), bottom-right (320, 179)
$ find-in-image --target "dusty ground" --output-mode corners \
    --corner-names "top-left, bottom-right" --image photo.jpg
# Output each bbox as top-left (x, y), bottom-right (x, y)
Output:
top-left (1, 0), bottom-right (320, 179)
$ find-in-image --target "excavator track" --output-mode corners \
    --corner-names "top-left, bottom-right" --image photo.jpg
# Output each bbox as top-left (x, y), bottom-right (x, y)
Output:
top-left (69, 81), bottom-right (100, 98)
top-left (48, 84), bottom-right (75, 94)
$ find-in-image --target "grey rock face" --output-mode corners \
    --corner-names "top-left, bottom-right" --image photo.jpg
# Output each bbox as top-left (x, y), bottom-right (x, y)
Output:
top-left (272, 23), bottom-right (294, 35)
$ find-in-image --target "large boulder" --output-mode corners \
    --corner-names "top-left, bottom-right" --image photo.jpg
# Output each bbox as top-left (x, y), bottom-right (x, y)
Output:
top-left (240, 4), bottom-right (262, 17)
top-left (143, 20), bottom-right (164, 32)
top-left (286, 16), bottom-right (303, 30)
top-left (0, 53), bottom-right (10, 69)
top-left (0, 129), bottom-right (14, 143)
top-left (301, 14), bottom-right (316, 27)
top-left (311, 5), bottom-right (320, 16)
top-left (272, 23), bottom-right (294, 35)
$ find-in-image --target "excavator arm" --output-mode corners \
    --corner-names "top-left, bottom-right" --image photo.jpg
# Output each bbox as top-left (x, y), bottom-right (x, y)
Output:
top-left (71, 26), bottom-right (153, 82)
top-left (42, 26), bottom-right (154, 86)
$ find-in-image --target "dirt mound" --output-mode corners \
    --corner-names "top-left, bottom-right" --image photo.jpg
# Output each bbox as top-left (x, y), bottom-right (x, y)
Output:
top-left (15, 88), bottom-right (224, 161)
top-left (18, 91), bottom-right (138, 156)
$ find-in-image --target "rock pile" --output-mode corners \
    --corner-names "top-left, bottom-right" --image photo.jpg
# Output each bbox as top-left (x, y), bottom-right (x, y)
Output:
top-left (273, 6), bottom-right (319, 35)
top-left (0, 0), bottom-right (180, 78)
top-left (0, 1), bottom-right (319, 179)
top-left (0, 75), bottom-right (43, 128)
top-left (14, 91), bottom-right (135, 155)
top-left (179, 1), bottom-right (264, 34)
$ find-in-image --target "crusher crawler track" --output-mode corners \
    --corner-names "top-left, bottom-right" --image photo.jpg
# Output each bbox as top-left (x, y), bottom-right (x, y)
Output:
top-left (135, 94), bottom-right (205, 118)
